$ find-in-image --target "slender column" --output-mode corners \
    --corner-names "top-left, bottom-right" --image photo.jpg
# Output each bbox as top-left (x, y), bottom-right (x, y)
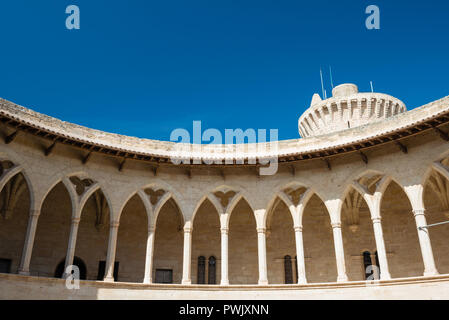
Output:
top-left (104, 221), bottom-right (119, 282)
top-left (405, 185), bottom-right (439, 276)
top-left (63, 217), bottom-right (81, 278)
top-left (371, 217), bottom-right (391, 280)
top-left (220, 227), bottom-right (229, 285)
top-left (18, 209), bottom-right (40, 275)
top-left (257, 228), bottom-right (268, 285)
top-left (294, 226), bottom-right (307, 284)
top-left (143, 225), bottom-right (156, 284)
top-left (414, 209), bottom-right (439, 276)
top-left (181, 225), bottom-right (193, 284)
top-left (331, 223), bottom-right (348, 282)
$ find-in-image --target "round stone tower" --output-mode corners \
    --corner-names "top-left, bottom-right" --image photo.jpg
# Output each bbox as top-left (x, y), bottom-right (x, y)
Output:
top-left (298, 83), bottom-right (407, 138)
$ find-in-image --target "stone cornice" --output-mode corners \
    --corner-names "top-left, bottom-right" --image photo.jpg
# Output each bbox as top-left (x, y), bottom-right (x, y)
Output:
top-left (1, 95), bottom-right (448, 167)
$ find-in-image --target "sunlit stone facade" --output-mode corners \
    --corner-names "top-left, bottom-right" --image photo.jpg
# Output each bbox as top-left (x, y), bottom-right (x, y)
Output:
top-left (1, 84), bottom-right (449, 299)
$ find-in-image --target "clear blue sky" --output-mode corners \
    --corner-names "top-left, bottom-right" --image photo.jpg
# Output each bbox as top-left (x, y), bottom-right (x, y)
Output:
top-left (0, 0), bottom-right (448, 141)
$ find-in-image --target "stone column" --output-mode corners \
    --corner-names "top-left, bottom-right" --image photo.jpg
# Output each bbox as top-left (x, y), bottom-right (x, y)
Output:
top-left (104, 221), bottom-right (119, 282)
top-left (63, 217), bottom-right (81, 278)
top-left (220, 227), bottom-right (229, 285)
top-left (143, 225), bottom-right (156, 284)
top-left (257, 228), bottom-right (268, 285)
top-left (18, 209), bottom-right (40, 275)
top-left (181, 225), bottom-right (193, 285)
top-left (293, 226), bottom-right (307, 284)
top-left (414, 209), bottom-right (439, 276)
top-left (371, 217), bottom-right (391, 280)
top-left (331, 223), bottom-right (348, 282)
top-left (405, 185), bottom-right (439, 276)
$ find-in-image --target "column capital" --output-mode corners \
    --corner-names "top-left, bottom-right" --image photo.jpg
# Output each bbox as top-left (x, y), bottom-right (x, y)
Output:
top-left (220, 228), bottom-right (229, 235)
top-left (413, 209), bottom-right (425, 217)
top-left (257, 227), bottom-right (266, 234)
top-left (71, 217), bottom-right (81, 224)
top-left (110, 221), bottom-right (120, 228)
top-left (148, 225), bottom-right (156, 233)
top-left (293, 226), bottom-right (303, 232)
top-left (30, 209), bottom-right (40, 217)
top-left (183, 226), bottom-right (193, 233)
top-left (331, 222), bottom-right (341, 229)
top-left (371, 216), bottom-right (382, 224)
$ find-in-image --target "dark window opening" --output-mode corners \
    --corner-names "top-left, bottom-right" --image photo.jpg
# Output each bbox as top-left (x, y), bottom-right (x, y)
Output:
top-left (55, 256), bottom-right (87, 280)
top-left (294, 255), bottom-right (298, 283)
top-left (0, 258), bottom-right (12, 274)
top-left (284, 255), bottom-right (293, 284)
top-left (155, 269), bottom-right (173, 284)
top-left (197, 256), bottom-right (206, 284)
top-left (208, 256), bottom-right (216, 285)
top-left (97, 260), bottom-right (119, 281)
top-left (363, 251), bottom-right (373, 280)
top-left (375, 251), bottom-right (381, 277)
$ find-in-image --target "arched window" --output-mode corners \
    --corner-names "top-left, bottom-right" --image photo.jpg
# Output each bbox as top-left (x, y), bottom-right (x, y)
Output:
top-left (284, 255), bottom-right (293, 284)
top-left (208, 256), bottom-right (216, 284)
top-left (363, 251), bottom-right (373, 280)
top-left (55, 256), bottom-right (87, 280)
top-left (197, 256), bottom-right (206, 284)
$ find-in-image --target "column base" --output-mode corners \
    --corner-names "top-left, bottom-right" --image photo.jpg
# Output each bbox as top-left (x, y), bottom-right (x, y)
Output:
top-left (337, 274), bottom-right (348, 282)
top-left (17, 269), bottom-right (30, 276)
top-left (103, 276), bottom-right (115, 282)
top-left (220, 280), bottom-right (229, 286)
top-left (380, 273), bottom-right (391, 281)
top-left (143, 278), bottom-right (152, 284)
top-left (258, 279), bottom-right (269, 285)
top-left (297, 277), bottom-right (307, 285)
top-left (182, 279), bottom-right (192, 285)
top-left (424, 269), bottom-right (439, 277)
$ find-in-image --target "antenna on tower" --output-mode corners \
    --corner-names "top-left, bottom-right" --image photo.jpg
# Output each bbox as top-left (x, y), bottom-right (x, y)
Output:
top-left (370, 81), bottom-right (374, 93)
top-left (320, 68), bottom-right (326, 99)
top-left (329, 66), bottom-right (334, 89)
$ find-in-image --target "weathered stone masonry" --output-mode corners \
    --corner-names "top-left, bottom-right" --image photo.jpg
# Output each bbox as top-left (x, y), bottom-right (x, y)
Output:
top-left (0, 83), bottom-right (449, 299)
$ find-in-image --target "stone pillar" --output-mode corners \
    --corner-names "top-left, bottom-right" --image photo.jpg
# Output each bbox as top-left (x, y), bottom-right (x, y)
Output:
top-left (331, 223), bottom-right (348, 282)
top-left (257, 228), bottom-right (268, 285)
top-left (220, 227), bottom-right (229, 285)
top-left (63, 217), bottom-right (81, 278)
top-left (182, 224), bottom-right (193, 285)
top-left (104, 221), bottom-right (119, 282)
top-left (293, 226), bottom-right (307, 284)
top-left (405, 185), bottom-right (439, 276)
top-left (18, 209), bottom-right (40, 275)
top-left (371, 217), bottom-right (391, 280)
top-left (414, 209), bottom-right (439, 276)
top-left (143, 225), bottom-right (156, 284)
